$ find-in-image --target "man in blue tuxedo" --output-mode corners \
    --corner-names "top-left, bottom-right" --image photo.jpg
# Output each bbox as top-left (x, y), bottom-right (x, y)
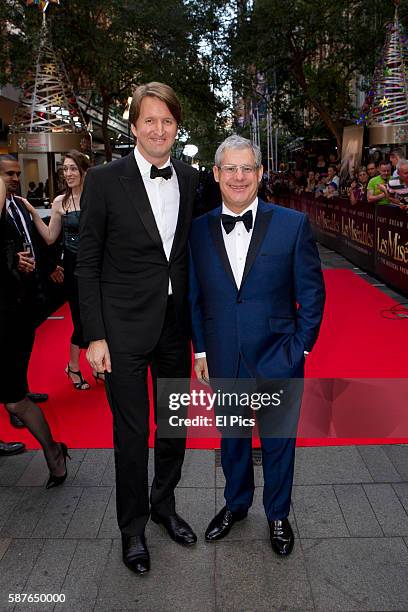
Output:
top-left (189, 135), bottom-right (325, 555)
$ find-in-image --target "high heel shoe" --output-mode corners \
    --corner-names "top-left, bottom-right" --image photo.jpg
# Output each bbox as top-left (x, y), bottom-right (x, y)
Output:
top-left (65, 363), bottom-right (90, 390)
top-left (46, 442), bottom-right (71, 490)
top-left (93, 371), bottom-right (105, 384)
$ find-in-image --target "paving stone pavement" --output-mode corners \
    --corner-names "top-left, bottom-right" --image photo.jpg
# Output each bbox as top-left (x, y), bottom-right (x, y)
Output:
top-left (0, 445), bottom-right (407, 612)
top-left (1, 244), bottom-right (407, 611)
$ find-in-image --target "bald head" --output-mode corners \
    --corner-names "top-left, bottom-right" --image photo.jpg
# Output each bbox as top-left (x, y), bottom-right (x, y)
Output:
top-left (398, 159), bottom-right (408, 184)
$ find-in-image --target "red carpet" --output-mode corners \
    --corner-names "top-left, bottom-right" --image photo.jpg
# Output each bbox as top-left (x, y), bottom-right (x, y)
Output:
top-left (1, 269), bottom-right (407, 449)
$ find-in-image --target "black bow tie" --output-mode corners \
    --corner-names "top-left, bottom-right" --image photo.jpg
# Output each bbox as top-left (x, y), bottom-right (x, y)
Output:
top-left (221, 210), bottom-right (253, 234)
top-left (150, 165), bottom-right (172, 180)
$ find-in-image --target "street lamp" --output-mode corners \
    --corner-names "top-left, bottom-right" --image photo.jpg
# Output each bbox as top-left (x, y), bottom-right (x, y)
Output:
top-left (122, 96), bottom-right (133, 121)
top-left (183, 144), bottom-right (198, 158)
top-left (123, 96), bottom-right (133, 151)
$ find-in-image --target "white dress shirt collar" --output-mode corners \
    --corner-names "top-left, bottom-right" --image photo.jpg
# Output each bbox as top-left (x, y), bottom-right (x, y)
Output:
top-left (6, 194), bottom-right (15, 211)
top-left (6, 194), bottom-right (21, 218)
top-left (5, 195), bottom-right (35, 253)
top-left (220, 197), bottom-right (258, 291)
top-left (133, 145), bottom-right (178, 296)
top-left (134, 146), bottom-right (171, 177)
top-left (221, 197), bottom-right (258, 219)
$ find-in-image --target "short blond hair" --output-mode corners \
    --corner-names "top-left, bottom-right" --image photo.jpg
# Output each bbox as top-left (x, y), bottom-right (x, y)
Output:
top-left (129, 82), bottom-right (182, 126)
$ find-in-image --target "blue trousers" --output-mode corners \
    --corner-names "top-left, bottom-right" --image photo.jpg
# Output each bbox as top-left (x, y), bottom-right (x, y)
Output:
top-left (220, 359), bottom-right (298, 521)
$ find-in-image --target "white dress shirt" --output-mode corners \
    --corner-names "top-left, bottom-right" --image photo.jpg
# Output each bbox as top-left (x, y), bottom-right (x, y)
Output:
top-left (194, 197), bottom-right (308, 360)
top-left (134, 146), bottom-right (180, 294)
top-left (195, 198), bottom-right (257, 360)
top-left (6, 195), bottom-right (35, 256)
top-left (221, 198), bottom-right (258, 289)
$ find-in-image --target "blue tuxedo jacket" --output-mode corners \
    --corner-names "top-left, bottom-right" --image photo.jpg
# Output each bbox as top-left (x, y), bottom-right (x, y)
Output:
top-left (189, 200), bottom-right (325, 379)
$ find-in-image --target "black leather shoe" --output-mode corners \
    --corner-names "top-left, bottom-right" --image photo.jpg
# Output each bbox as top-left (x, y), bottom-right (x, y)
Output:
top-left (151, 512), bottom-right (197, 545)
top-left (122, 534), bottom-right (150, 575)
top-left (268, 518), bottom-right (294, 556)
top-left (27, 392), bottom-right (48, 403)
top-left (9, 413), bottom-right (25, 429)
top-left (0, 440), bottom-right (25, 456)
top-left (205, 506), bottom-right (248, 542)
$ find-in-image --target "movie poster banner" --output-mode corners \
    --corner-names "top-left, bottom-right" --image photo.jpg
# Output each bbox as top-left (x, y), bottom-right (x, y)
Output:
top-left (310, 197), bottom-right (342, 252)
top-left (338, 201), bottom-right (375, 272)
top-left (339, 125), bottom-right (364, 191)
top-left (298, 192), bottom-right (315, 217)
top-left (375, 205), bottom-right (408, 294)
top-left (274, 194), bottom-right (407, 295)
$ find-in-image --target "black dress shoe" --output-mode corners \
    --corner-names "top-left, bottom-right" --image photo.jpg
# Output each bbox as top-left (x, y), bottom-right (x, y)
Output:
top-left (9, 413), bottom-right (25, 429)
top-left (0, 440), bottom-right (26, 456)
top-left (151, 512), bottom-right (197, 545)
top-left (205, 506), bottom-right (248, 542)
top-left (27, 392), bottom-right (48, 403)
top-left (122, 534), bottom-right (150, 575)
top-left (268, 518), bottom-right (294, 556)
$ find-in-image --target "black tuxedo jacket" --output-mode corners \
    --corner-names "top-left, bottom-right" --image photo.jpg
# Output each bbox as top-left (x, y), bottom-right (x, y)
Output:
top-left (77, 152), bottom-right (199, 353)
top-left (0, 199), bottom-right (45, 313)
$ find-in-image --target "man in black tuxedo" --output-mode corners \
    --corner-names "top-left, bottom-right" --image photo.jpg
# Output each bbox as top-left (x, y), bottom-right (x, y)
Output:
top-left (0, 158), bottom-right (67, 483)
top-left (0, 173), bottom-right (26, 458)
top-left (0, 155), bottom-right (49, 425)
top-left (77, 82), bottom-right (199, 574)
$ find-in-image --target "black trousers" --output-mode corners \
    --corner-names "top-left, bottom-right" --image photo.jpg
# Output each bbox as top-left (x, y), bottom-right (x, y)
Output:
top-left (63, 250), bottom-right (87, 349)
top-left (105, 298), bottom-right (191, 536)
top-left (0, 306), bottom-right (36, 404)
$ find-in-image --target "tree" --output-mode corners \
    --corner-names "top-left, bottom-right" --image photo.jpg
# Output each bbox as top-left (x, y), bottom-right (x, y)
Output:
top-left (0, 0), bottom-right (229, 162)
top-left (230, 0), bottom-right (399, 149)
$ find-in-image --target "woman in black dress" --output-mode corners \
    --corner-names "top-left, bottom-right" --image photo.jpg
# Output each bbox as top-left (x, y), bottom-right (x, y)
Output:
top-left (20, 150), bottom-right (98, 390)
top-left (0, 176), bottom-right (69, 487)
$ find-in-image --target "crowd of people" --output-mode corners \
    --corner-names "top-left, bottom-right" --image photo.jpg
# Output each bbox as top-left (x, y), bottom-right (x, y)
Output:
top-left (263, 147), bottom-right (408, 210)
top-left (0, 136), bottom-right (404, 470)
top-left (0, 81), bottom-right (326, 575)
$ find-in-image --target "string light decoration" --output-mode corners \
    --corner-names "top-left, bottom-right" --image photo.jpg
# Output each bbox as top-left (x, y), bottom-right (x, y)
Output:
top-left (26, 0), bottom-right (59, 12)
top-left (10, 3), bottom-right (87, 134)
top-left (358, 1), bottom-right (408, 143)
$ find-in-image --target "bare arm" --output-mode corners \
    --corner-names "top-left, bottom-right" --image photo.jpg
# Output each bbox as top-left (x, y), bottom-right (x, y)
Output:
top-left (349, 182), bottom-right (358, 206)
top-left (376, 184), bottom-right (401, 206)
top-left (16, 195), bottom-right (63, 244)
top-left (367, 185), bottom-right (388, 204)
top-left (385, 194), bottom-right (400, 206)
top-left (385, 193), bottom-right (408, 208)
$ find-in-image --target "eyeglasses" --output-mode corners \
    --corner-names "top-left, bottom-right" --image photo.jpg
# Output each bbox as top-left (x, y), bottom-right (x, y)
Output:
top-left (5, 170), bottom-right (21, 177)
top-left (219, 164), bottom-right (259, 175)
